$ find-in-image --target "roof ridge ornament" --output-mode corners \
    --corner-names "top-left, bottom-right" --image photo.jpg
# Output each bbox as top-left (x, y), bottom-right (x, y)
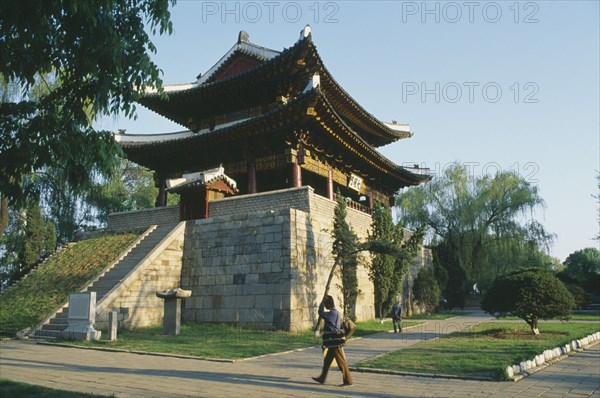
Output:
top-left (303, 73), bottom-right (320, 94)
top-left (299, 24), bottom-right (312, 40)
top-left (238, 30), bottom-right (250, 44)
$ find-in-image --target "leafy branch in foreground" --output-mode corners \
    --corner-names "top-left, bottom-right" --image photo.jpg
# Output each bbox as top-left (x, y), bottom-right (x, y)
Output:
top-left (0, 0), bottom-right (176, 235)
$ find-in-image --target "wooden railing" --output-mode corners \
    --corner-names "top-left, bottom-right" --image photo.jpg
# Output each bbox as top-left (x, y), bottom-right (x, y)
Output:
top-left (344, 198), bottom-right (372, 215)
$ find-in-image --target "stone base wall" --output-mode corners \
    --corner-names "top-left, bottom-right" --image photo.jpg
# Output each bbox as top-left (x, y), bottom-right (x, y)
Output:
top-left (107, 206), bottom-right (179, 232)
top-left (181, 186), bottom-right (375, 331)
top-left (209, 187), bottom-right (311, 216)
top-left (96, 224), bottom-right (185, 330)
top-left (181, 209), bottom-right (291, 329)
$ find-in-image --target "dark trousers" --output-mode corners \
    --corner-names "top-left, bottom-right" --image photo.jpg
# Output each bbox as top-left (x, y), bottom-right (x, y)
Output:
top-left (317, 346), bottom-right (353, 385)
top-left (393, 317), bottom-right (402, 332)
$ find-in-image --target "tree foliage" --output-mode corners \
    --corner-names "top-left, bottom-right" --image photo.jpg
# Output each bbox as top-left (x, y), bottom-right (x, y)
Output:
top-left (563, 248), bottom-right (600, 281)
top-left (481, 268), bottom-right (574, 334)
top-left (368, 204), bottom-right (424, 319)
top-left (397, 163), bottom-right (553, 307)
top-left (562, 247), bottom-right (600, 295)
top-left (0, 0), bottom-right (175, 219)
top-left (87, 160), bottom-right (163, 226)
top-left (0, 158), bottom-right (164, 289)
top-left (368, 204), bottom-right (400, 319)
top-left (332, 192), bottom-right (359, 321)
top-left (412, 266), bottom-right (441, 313)
top-left (11, 201), bottom-right (56, 285)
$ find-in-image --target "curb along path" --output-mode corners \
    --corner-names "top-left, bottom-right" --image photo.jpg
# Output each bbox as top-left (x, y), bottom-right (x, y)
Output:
top-left (1, 311), bottom-right (599, 397)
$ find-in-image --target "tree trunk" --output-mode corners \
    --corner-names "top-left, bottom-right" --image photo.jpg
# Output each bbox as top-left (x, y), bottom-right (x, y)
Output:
top-left (528, 317), bottom-right (540, 335)
top-left (313, 258), bottom-right (339, 333)
top-left (0, 194), bottom-right (8, 237)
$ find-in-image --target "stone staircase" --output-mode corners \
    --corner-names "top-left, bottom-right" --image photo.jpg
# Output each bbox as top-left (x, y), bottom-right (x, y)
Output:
top-left (32, 223), bottom-right (179, 339)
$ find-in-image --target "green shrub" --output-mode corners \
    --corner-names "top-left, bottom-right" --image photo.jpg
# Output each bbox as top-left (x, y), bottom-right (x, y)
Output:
top-left (413, 267), bottom-right (441, 313)
top-left (482, 268), bottom-right (575, 335)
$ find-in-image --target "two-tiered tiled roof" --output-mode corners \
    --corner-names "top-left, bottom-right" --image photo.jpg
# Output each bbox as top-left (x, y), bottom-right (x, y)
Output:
top-left (116, 26), bottom-right (430, 196)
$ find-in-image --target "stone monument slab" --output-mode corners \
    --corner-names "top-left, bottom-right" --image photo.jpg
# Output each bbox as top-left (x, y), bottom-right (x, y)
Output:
top-left (61, 292), bottom-right (101, 341)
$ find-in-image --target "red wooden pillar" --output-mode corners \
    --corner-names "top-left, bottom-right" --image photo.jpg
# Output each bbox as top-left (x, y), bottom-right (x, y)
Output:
top-left (292, 160), bottom-right (302, 187)
top-left (155, 177), bottom-right (167, 207)
top-left (247, 159), bottom-right (257, 194)
top-left (203, 188), bottom-right (210, 219)
top-left (327, 169), bottom-right (334, 200)
top-left (369, 191), bottom-right (374, 209)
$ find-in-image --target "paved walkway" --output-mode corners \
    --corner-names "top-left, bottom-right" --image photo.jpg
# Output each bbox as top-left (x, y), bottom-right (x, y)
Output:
top-left (1, 312), bottom-right (599, 397)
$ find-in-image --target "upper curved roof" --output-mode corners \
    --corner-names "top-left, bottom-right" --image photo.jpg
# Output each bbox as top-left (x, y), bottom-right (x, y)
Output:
top-left (139, 26), bottom-right (410, 148)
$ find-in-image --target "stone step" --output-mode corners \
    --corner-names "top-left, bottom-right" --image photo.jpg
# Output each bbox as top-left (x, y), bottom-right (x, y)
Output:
top-left (35, 329), bottom-right (62, 338)
top-left (49, 316), bottom-right (68, 325)
top-left (103, 270), bottom-right (132, 280)
top-left (90, 280), bottom-right (122, 289)
top-left (89, 290), bottom-right (116, 301)
top-left (42, 323), bottom-right (67, 331)
top-left (32, 223), bottom-right (179, 340)
top-left (28, 334), bottom-right (56, 341)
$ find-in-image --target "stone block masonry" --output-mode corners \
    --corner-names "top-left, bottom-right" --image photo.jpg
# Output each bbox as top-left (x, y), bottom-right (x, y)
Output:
top-left (181, 186), bottom-right (375, 331)
top-left (107, 206), bottom-right (179, 232)
top-left (209, 186), bottom-right (311, 217)
top-left (181, 209), bottom-right (291, 329)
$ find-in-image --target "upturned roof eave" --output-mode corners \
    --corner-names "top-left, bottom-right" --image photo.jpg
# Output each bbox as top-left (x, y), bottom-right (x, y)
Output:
top-left (120, 88), bottom-right (429, 190)
top-left (138, 31), bottom-right (407, 146)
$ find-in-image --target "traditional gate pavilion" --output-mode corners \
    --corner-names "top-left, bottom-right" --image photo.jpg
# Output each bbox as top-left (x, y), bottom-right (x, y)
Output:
top-left (114, 26), bottom-right (431, 330)
top-left (116, 26), bottom-right (429, 215)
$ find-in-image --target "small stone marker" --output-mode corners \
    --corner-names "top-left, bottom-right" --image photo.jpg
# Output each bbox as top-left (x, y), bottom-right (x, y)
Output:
top-left (61, 292), bottom-right (101, 341)
top-left (108, 310), bottom-right (118, 341)
top-left (156, 288), bottom-right (192, 335)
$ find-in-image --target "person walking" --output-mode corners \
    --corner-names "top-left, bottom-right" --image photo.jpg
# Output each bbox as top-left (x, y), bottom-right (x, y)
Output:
top-left (312, 295), bottom-right (353, 386)
top-left (391, 300), bottom-right (402, 333)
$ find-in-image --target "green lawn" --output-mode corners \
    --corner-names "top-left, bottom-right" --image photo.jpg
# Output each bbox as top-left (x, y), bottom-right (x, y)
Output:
top-left (354, 321), bottom-right (599, 380)
top-left (58, 323), bottom-right (319, 359)
top-left (55, 320), bottom-right (424, 359)
top-left (570, 311), bottom-right (600, 321)
top-left (49, 315), bottom-right (458, 360)
top-left (497, 312), bottom-right (600, 322)
top-left (0, 233), bottom-right (141, 337)
top-left (0, 380), bottom-right (111, 398)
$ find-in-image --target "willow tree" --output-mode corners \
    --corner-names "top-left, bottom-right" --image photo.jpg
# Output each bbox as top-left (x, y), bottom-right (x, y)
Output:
top-left (397, 163), bottom-right (552, 308)
top-left (12, 201), bottom-right (56, 284)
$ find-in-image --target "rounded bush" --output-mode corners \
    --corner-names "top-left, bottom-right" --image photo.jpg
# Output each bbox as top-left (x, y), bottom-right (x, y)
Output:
top-left (482, 268), bottom-right (575, 334)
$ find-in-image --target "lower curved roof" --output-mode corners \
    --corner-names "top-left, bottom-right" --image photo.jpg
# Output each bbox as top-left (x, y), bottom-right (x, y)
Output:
top-left (117, 88), bottom-right (430, 194)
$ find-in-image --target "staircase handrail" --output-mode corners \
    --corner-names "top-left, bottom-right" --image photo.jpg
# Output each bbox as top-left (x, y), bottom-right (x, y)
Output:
top-left (95, 222), bottom-right (185, 315)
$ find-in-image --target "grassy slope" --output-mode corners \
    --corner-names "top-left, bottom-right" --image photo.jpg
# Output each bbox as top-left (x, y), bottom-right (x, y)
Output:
top-left (0, 233), bottom-right (140, 336)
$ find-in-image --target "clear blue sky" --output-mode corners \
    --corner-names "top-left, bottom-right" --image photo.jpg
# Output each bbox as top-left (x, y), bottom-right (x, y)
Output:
top-left (98, 1), bottom-right (600, 262)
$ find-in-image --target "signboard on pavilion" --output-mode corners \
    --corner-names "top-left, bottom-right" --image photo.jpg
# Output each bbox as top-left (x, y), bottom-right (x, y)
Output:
top-left (348, 174), bottom-right (363, 192)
